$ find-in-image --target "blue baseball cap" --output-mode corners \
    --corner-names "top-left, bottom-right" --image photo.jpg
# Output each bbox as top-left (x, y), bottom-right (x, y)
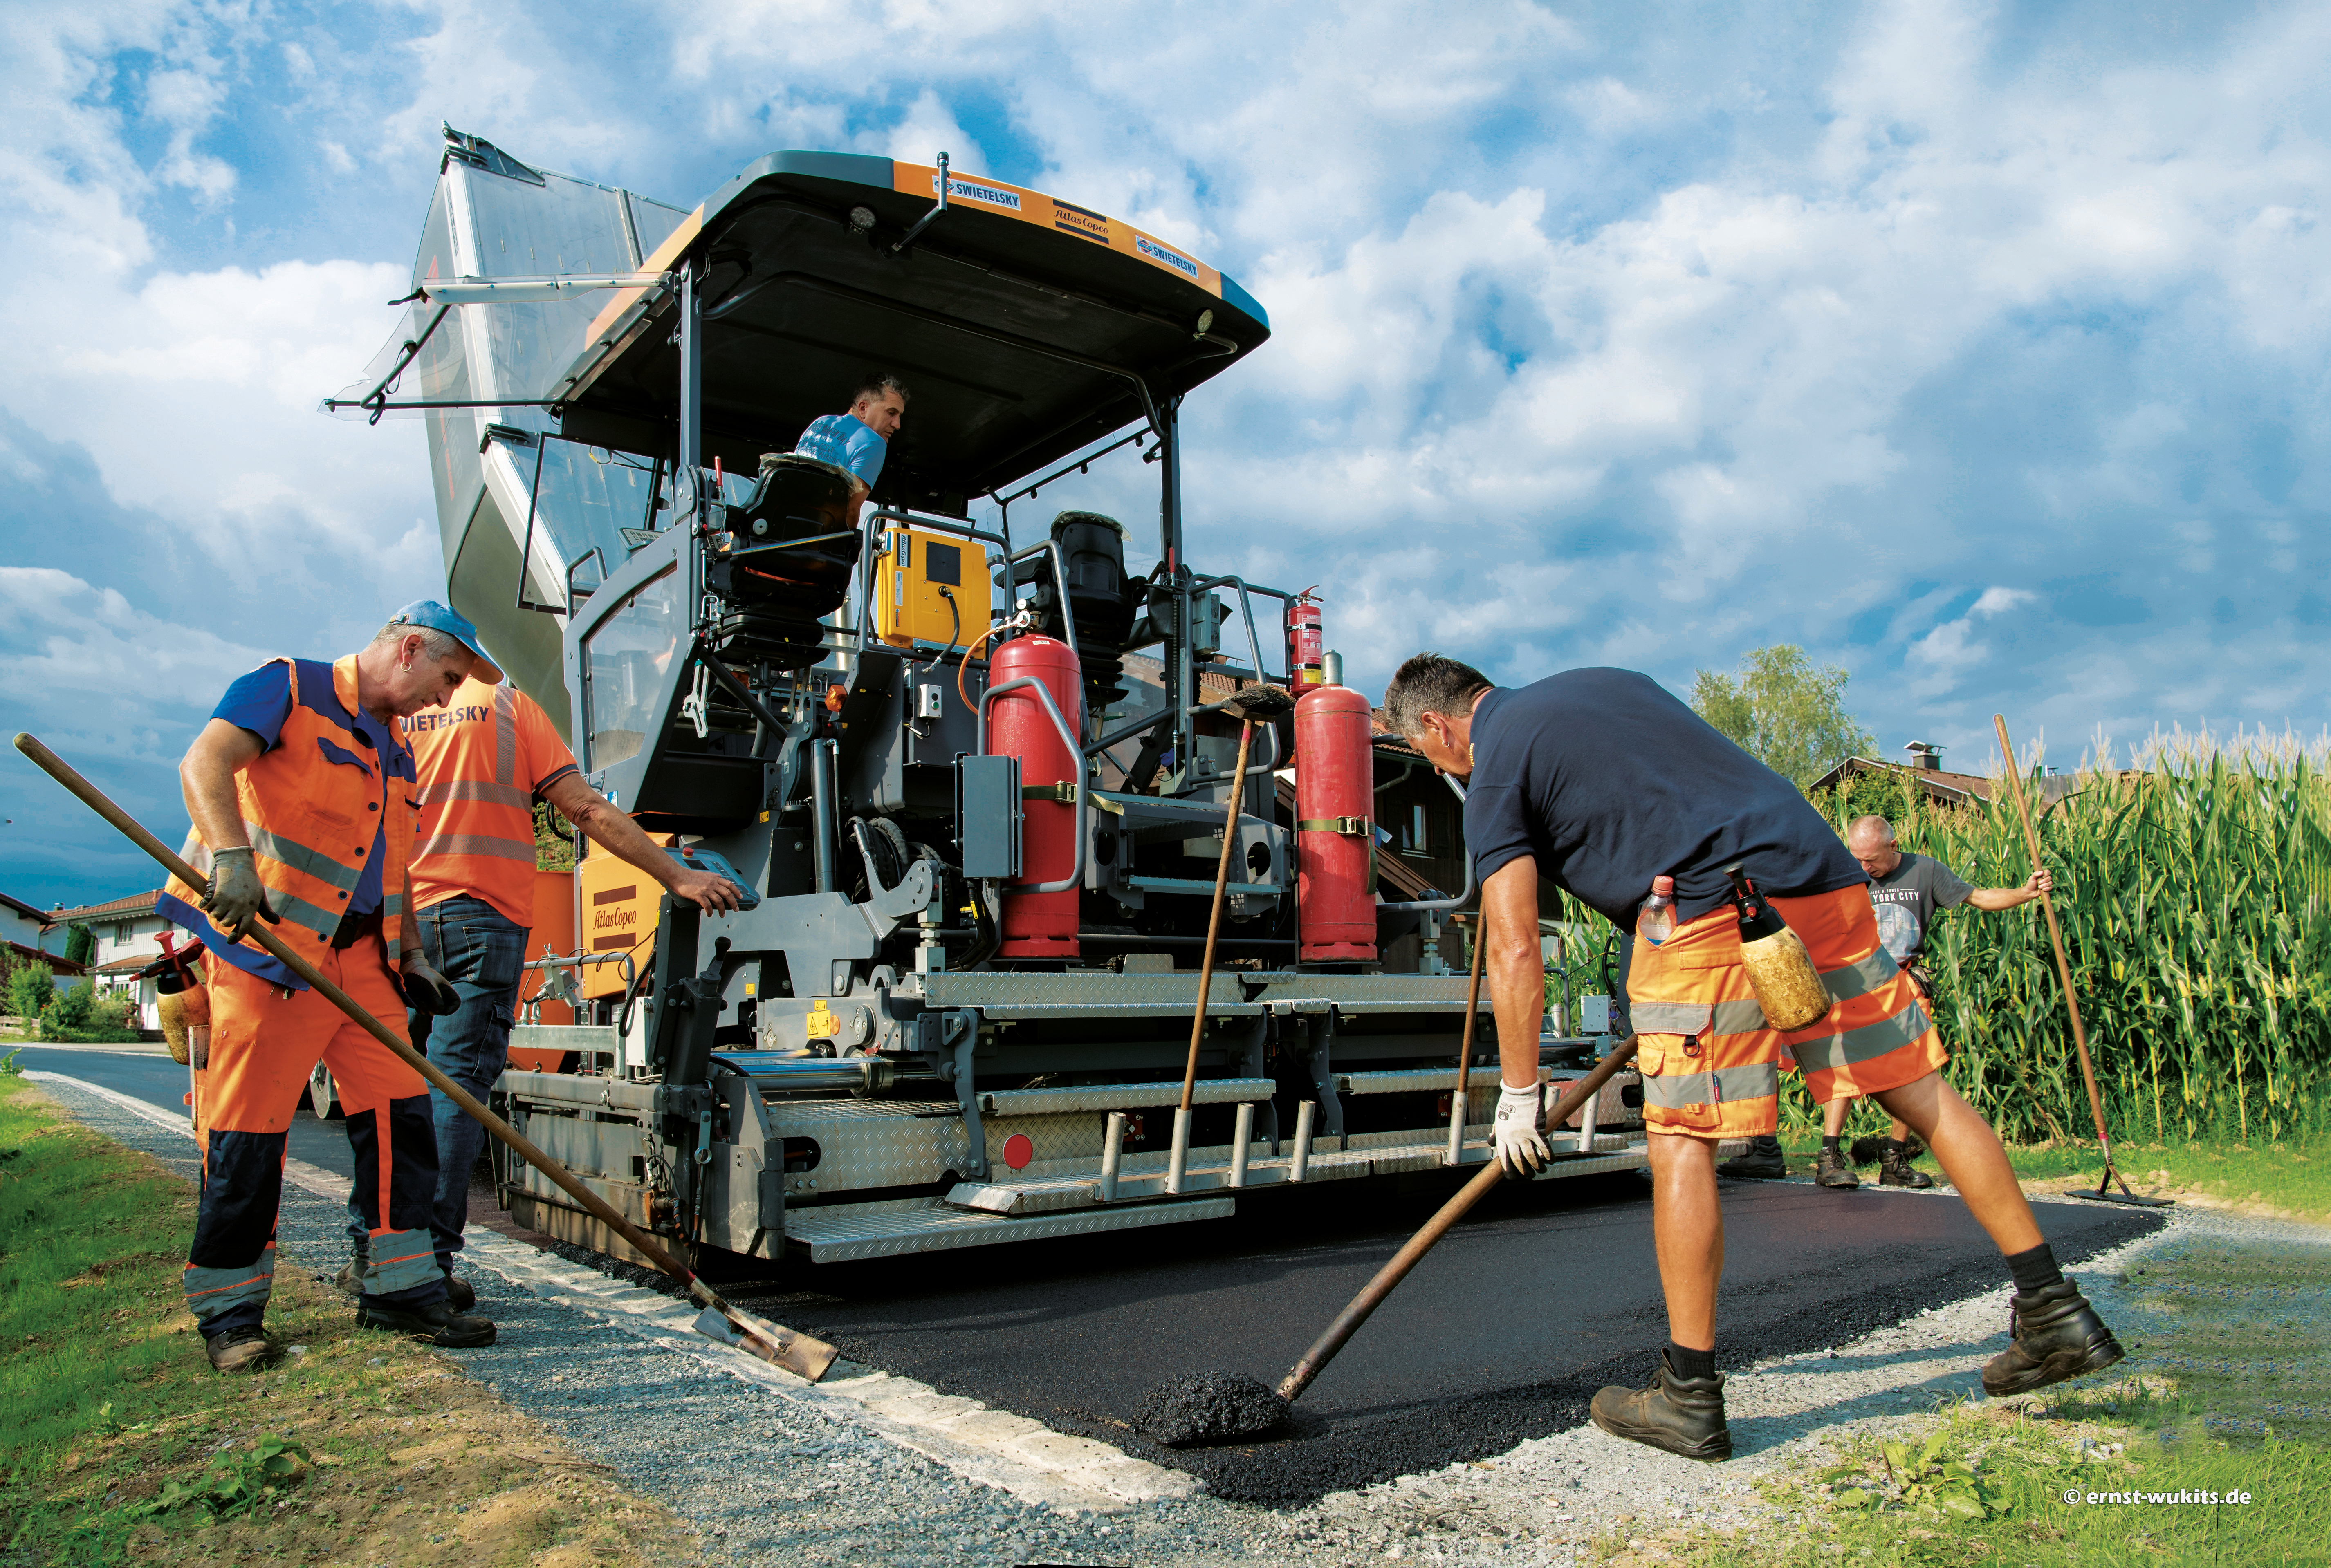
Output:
top-left (386, 600), bottom-right (504, 684)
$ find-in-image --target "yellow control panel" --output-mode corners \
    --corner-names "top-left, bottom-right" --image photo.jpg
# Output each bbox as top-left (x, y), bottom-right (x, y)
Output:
top-left (873, 526), bottom-right (988, 651)
top-left (576, 834), bottom-right (672, 999)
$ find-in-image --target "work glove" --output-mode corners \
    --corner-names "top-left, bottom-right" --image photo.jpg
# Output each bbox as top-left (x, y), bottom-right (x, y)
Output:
top-left (1493, 1081), bottom-right (1552, 1178)
top-left (202, 847), bottom-right (279, 943)
top-left (399, 954), bottom-right (462, 1017)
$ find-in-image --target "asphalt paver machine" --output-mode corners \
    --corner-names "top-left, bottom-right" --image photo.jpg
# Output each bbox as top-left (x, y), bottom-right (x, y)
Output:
top-left (332, 128), bottom-right (1654, 1270)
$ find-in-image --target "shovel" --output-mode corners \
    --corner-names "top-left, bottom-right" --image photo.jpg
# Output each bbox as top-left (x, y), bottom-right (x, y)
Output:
top-left (13, 731), bottom-right (841, 1380)
top-left (1166, 683), bottom-right (1296, 1193)
top-left (1137, 1035), bottom-right (1641, 1444)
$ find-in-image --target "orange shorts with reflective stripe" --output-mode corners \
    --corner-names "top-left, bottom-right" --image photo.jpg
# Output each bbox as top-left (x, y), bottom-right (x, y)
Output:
top-left (1624, 883), bottom-right (1947, 1139)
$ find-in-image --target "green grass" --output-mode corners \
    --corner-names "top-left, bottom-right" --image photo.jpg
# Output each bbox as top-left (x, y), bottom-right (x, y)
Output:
top-left (1998, 1138), bottom-right (2331, 1221)
top-left (0, 1075), bottom-right (208, 1494)
top-left (1618, 1393), bottom-right (2331, 1568)
top-left (1593, 1206), bottom-right (2331, 1568)
top-left (0, 1075), bottom-right (702, 1567)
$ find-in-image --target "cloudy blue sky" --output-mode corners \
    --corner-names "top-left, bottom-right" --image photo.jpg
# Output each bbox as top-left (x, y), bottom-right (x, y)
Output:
top-left (4, 0), bottom-right (2329, 912)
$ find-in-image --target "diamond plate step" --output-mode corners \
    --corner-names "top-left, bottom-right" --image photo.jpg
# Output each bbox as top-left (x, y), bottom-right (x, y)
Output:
top-left (781, 1194), bottom-right (1236, 1262)
top-left (940, 1131), bottom-right (1716, 1216)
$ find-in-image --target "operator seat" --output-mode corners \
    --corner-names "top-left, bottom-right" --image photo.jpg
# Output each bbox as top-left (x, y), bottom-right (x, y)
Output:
top-left (1014, 510), bottom-right (1135, 715)
top-left (706, 453), bottom-right (864, 670)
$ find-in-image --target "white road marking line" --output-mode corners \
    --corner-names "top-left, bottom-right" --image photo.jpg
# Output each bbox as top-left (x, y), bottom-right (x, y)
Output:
top-left (22, 1070), bottom-right (1191, 1511)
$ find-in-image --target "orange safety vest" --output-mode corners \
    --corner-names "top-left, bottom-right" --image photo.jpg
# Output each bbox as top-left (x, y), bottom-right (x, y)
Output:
top-left (404, 677), bottom-right (577, 927)
top-left (161, 656), bottom-right (417, 976)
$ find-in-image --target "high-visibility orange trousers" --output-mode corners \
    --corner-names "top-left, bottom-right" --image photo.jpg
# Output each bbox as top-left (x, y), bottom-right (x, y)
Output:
top-left (186, 939), bottom-right (446, 1339)
top-left (1626, 884), bottom-right (1947, 1139)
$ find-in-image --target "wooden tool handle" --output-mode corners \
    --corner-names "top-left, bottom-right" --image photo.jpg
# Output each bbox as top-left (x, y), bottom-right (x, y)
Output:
top-left (13, 731), bottom-right (838, 1382)
top-left (1180, 717), bottom-right (1258, 1114)
top-left (1276, 1035), bottom-right (1641, 1404)
top-left (1990, 716), bottom-right (2116, 1170)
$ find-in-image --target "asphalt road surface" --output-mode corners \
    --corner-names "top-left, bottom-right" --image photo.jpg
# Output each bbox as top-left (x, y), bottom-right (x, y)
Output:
top-left (749, 1158), bottom-right (2163, 1502)
top-left (9, 1044), bottom-right (350, 1169)
top-left (29, 1046), bottom-right (2165, 1505)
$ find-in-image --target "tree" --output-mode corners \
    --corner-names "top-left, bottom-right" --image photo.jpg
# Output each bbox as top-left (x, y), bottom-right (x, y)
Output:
top-left (63, 923), bottom-right (94, 966)
top-left (1691, 645), bottom-right (1877, 791)
top-left (534, 801), bottom-right (576, 873)
top-left (7, 959), bottom-right (56, 1026)
top-left (47, 979), bottom-right (96, 1031)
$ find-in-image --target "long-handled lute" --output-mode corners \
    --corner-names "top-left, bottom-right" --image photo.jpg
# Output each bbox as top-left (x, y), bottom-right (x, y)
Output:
top-left (13, 731), bottom-right (845, 1375)
top-left (1990, 717), bottom-right (2167, 1209)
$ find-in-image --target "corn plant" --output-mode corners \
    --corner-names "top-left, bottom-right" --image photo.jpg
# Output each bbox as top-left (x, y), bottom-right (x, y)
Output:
top-left (1826, 733), bottom-right (2331, 1147)
top-left (1541, 729), bottom-right (2331, 1148)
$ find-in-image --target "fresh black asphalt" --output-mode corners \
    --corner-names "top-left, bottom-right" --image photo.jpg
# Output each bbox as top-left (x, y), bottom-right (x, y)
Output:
top-left (30, 1046), bottom-right (2166, 1505)
top-left (756, 1164), bottom-right (2163, 1502)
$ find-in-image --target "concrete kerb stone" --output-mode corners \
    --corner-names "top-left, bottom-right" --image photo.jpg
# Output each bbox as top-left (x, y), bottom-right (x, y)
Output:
top-left (21, 1069), bottom-right (1188, 1515)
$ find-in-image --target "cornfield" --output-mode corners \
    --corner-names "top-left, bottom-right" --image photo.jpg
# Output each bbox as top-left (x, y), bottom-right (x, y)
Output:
top-left (1553, 729), bottom-right (2331, 1147)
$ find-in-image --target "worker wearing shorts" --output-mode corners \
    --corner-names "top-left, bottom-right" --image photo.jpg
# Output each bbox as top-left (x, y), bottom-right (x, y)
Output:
top-left (1627, 884), bottom-right (1942, 1141)
top-left (1381, 655), bottom-right (2125, 1461)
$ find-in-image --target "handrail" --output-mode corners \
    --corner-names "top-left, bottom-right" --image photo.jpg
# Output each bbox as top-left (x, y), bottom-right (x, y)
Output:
top-left (976, 675), bottom-right (1090, 895)
top-left (1005, 538), bottom-right (1081, 665)
top-left (1187, 572), bottom-right (1298, 684)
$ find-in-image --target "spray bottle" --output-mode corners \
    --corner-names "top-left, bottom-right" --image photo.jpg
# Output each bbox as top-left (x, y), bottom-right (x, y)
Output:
top-left (1723, 864), bottom-right (1831, 1031)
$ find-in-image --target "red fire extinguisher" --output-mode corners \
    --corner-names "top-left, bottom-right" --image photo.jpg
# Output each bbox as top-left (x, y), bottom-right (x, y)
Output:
top-left (1288, 587), bottom-right (1324, 690)
top-left (987, 634), bottom-right (1085, 959)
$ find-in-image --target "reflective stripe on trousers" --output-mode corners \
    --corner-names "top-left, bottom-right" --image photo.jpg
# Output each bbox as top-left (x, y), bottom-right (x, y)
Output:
top-left (184, 1243), bottom-right (276, 1326)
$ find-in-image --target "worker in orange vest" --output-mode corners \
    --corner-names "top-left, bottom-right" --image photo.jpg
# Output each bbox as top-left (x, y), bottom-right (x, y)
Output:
top-left (331, 663), bottom-right (742, 1305)
top-left (159, 603), bottom-right (496, 1372)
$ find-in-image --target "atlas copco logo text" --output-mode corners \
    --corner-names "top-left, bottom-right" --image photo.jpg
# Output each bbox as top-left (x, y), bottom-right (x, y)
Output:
top-left (933, 175), bottom-right (1021, 211)
top-left (1135, 235), bottom-right (1199, 278)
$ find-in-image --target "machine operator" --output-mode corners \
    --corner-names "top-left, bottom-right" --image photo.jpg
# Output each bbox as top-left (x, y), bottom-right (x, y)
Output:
top-left (1721, 812), bottom-right (2054, 1190)
top-left (792, 371), bottom-right (908, 529)
top-left (158, 603), bottom-right (498, 1371)
top-left (334, 659), bottom-right (745, 1307)
top-left (1381, 654), bottom-right (2123, 1461)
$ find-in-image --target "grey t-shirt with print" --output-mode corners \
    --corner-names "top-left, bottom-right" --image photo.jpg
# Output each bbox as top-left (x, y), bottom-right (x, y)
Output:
top-left (1865, 851), bottom-right (1974, 964)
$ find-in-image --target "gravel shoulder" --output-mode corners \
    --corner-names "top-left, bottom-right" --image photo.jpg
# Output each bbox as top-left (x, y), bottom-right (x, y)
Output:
top-left (33, 1073), bottom-right (2287, 1568)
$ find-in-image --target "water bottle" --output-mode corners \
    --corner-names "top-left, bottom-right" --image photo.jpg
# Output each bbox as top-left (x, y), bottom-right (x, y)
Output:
top-left (1635, 875), bottom-right (1676, 946)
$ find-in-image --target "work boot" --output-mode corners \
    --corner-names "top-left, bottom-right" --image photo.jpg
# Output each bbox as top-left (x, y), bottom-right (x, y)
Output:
top-left (1716, 1135), bottom-right (1786, 1180)
top-left (1814, 1147), bottom-right (1860, 1188)
top-left (357, 1297), bottom-right (498, 1348)
top-left (1591, 1349), bottom-right (1732, 1461)
top-left (1878, 1138), bottom-right (1934, 1189)
top-left (205, 1325), bottom-right (272, 1374)
top-left (1981, 1280), bottom-right (2124, 1397)
top-left (340, 1259), bottom-right (472, 1311)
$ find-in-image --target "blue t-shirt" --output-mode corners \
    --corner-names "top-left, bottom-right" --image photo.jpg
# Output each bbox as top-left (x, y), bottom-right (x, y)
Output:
top-left (794, 413), bottom-right (887, 490)
top-left (213, 664), bottom-right (388, 918)
top-left (1461, 668), bottom-right (1866, 927)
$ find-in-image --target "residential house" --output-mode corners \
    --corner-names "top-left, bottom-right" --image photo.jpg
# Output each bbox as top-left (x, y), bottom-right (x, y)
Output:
top-left (1809, 741), bottom-right (2127, 811)
top-left (43, 889), bottom-right (175, 1032)
top-left (2, 891), bottom-right (88, 993)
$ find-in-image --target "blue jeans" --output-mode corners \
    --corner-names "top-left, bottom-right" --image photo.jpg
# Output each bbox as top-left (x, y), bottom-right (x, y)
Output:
top-left (346, 895), bottom-right (526, 1273)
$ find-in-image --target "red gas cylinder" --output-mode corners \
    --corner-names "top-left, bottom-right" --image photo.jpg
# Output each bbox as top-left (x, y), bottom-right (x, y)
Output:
top-left (989, 634), bottom-right (1085, 958)
top-left (1287, 589), bottom-right (1324, 690)
top-left (1295, 683), bottom-right (1377, 962)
